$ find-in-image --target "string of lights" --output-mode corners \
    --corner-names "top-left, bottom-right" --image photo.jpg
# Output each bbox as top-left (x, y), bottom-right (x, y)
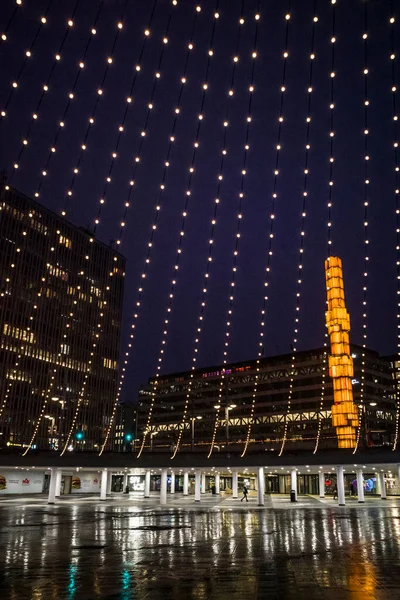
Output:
top-left (390, 4), bottom-right (400, 450)
top-left (1, 0), bottom-right (61, 121)
top-left (34, 0), bottom-right (130, 202)
top-left (135, 2), bottom-right (221, 459)
top-left (0, 190), bottom-right (59, 431)
top-left (240, 5), bottom-right (291, 458)
top-left (207, 6), bottom-right (260, 459)
top-left (99, 6), bottom-right (202, 455)
top-left (77, 0), bottom-right (177, 434)
top-left (171, 1), bottom-right (247, 460)
top-left (278, 6), bottom-right (318, 458)
top-left (313, 0), bottom-right (337, 455)
top-left (0, 0), bottom-right (24, 45)
top-left (354, 2), bottom-right (370, 454)
top-left (7, 2), bottom-right (104, 188)
top-left (91, 0), bottom-right (174, 232)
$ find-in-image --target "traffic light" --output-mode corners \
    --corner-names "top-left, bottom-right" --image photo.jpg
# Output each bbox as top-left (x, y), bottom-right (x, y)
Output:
top-left (124, 433), bottom-right (133, 443)
top-left (75, 431), bottom-right (84, 441)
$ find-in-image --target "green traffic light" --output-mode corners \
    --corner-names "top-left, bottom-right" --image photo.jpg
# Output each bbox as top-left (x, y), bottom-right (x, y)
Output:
top-left (124, 433), bottom-right (133, 442)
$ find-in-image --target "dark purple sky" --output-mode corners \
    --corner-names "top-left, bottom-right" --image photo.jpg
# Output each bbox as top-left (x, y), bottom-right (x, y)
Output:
top-left (0, 0), bottom-right (398, 402)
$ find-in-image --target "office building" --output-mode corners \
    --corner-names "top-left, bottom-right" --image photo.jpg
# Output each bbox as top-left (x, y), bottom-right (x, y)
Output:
top-left (0, 186), bottom-right (125, 451)
top-left (137, 345), bottom-right (397, 454)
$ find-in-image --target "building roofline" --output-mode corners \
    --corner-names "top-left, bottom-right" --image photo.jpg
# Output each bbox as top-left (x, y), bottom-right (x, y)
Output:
top-left (3, 185), bottom-right (126, 261)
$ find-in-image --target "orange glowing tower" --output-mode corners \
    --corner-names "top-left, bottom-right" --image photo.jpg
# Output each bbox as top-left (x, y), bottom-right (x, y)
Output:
top-left (325, 256), bottom-right (359, 448)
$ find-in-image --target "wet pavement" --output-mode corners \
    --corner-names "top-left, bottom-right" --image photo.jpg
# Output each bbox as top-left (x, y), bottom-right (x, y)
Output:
top-left (1, 494), bottom-right (400, 599)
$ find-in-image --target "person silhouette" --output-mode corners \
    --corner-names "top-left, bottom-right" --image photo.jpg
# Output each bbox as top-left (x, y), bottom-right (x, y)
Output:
top-left (241, 485), bottom-right (248, 502)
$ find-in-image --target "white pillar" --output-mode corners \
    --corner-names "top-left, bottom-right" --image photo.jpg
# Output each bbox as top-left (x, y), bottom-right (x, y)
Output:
top-left (232, 470), bottom-right (238, 499)
top-left (55, 469), bottom-right (62, 497)
top-left (215, 473), bottom-right (220, 495)
top-left (379, 472), bottom-right (387, 499)
top-left (123, 473), bottom-right (128, 492)
top-left (107, 472), bottom-right (113, 494)
top-left (183, 471), bottom-right (189, 496)
top-left (195, 469), bottom-right (201, 502)
top-left (319, 471), bottom-right (325, 498)
top-left (201, 472), bottom-right (206, 494)
top-left (100, 469), bottom-right (108, 500)
top-left (160, 468), bottom-right (167, 505)
top-left (356, 468), bottom-right (364, 503)
top-left (336, 466), bottom-right (345, 506)
top-left (290, 469), bottom-right (297, 501)
top-left (144, 470), bottom-right (151, 498)
top-left (257, 467), bottom-right (265, 506)
top-left (48, 468), bottom-right (57, 504)
top-left (170, 471), bottom-right (175, 494)
top-left (376, 471), bottom-right (381, 495)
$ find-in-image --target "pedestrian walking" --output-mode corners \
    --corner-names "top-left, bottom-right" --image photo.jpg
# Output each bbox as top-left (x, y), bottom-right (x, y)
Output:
top-left (241, 485), bottom-right (248, 502)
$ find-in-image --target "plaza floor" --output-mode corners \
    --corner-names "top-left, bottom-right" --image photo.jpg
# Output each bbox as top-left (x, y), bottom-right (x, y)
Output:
top-left (1, 493), bottom-right (400, 599)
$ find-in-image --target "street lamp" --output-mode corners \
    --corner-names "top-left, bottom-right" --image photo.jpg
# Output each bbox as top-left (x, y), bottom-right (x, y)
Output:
top-left (190, 416), bottom-right (203, 451)
top-left (150, 431), bottom-right (158, 451)
top-left (225, 404), bottom-right (236, 450)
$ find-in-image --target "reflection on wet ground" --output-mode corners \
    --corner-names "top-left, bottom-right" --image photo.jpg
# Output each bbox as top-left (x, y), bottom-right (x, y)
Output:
top-left (1, 495), bottom-right (400, 599)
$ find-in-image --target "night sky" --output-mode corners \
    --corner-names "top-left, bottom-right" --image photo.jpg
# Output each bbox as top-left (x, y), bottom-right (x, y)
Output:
top-left (0, 0), bottom-right (398, 403)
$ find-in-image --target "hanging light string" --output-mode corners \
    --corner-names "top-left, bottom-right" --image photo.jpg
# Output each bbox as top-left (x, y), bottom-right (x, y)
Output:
top-left (390, 5), bottom-right (400, 450)
top-left (313, 0), bottom-right (337, 454)
top-left (21, 246), bottom-right (116, 456)
top-left (78, 1), bottom-right (177, 433)
top-left (354, 2), bottom-right (370, 454)
top-left (92, 0), bottom-right (175, 232)
top-left (33, 0), bottom-right (130, 202)
top-left (136, 3), bottom-right (220, 459)
top-left (1, 0), bottom-right (24, 45)
top-left (0, 189), bottom-right (47, 424)
top-left (7, 2), bottom-right (104, 187)
top-left (0, 0), bottom-right (55, 120)
top-left (17, 193), bottom-right (109, 454)
top-left (207, 6), bottom-right (260, 459)
top-left (98, 6), bottom-right (201, 456)
top-left (171, 1), bottom-right (247, 460)
top-left (240, 5), bottom-right (291, 458)
top-left (278, 6), bottom-right (318, 458)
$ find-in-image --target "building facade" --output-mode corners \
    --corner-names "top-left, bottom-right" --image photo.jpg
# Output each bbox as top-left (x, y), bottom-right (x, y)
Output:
top-left (0, 186), bottom-right (125, 451)
top-left (137, 346), bottom-right (397, 454)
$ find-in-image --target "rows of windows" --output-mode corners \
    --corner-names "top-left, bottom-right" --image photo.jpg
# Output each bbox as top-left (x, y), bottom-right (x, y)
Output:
top-left (3, 323), bottom-right (35, 344)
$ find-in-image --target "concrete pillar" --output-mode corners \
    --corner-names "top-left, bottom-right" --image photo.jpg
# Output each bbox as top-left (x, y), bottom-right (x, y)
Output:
top-left (107, 471), bottom-right (113, 494)
top-left (195, 469), bottom-right (201, 502)
top-left (257, 467), bottom-right (265, 506)
top-left (336, 466), bottom-right (345, 506)
top-left (123, 473), bottom-right (128, 492)
top-left (100, 469), bottom-right (108, 501)
top-left (376, 472), bottom-right (381, 495)
top-left (319, 471), bottom-right (325, 498)
top-left (160, 468), bottom-right (168, 505)
top-left (160, 468), bottom-right (167, 505)
top-left (201, 472), bottom-right (206, 494)
top-left (379, 472), bottom-right (387, 499)
top-left (215, 473), bottom-right (220, 495)
top-left (144, 470), bottom-right (151, 498)
top-left (170, 471), bottom-right (175, 494)
top-left (55, 469), bottom-right (62, 497)
top-left (232, 470), bottom-right (238, 499)
top-left (48, 468), bottom-right (57, 504)
top-left (183, 471), bottom-right (189, 496)
top-left (356, 468), bottom-right (364, 503)
top-left (290, 469), bottom-right (297, 501)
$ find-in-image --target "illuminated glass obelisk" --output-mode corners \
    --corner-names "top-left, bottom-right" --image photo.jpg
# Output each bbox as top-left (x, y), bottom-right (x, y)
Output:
top-left (325, 256), bottom-right (359, 448)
